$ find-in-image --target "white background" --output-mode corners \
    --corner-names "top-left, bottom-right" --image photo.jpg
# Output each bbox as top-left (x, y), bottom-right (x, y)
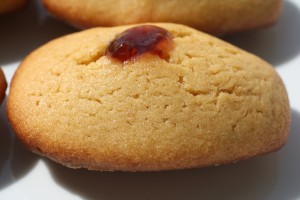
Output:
top-left (1, 0), bottom-right (300, 199)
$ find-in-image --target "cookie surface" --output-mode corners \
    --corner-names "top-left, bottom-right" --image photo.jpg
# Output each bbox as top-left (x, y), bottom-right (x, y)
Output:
top-left (0, 68), bottom-right (7, 104)
top-left (0, 0), bottom-right (28, 14)
top-left (7, 23), bottom-right (290, 171)
top-left (42, 0), bottom-right (282, 34)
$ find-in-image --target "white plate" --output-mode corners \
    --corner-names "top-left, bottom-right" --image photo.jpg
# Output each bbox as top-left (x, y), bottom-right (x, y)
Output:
top-left (1, 1), bottom-right (300, 199)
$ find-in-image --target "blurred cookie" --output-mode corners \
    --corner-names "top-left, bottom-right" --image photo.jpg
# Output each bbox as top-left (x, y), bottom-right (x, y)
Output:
top-left (42, 0), bottom-right (282, 34)
top-left (7, 23), bottom-right (290, 171)
top-left (0, 0), bottom-right (28, 14)
top-left (0, 68), bottom-right (7, 104)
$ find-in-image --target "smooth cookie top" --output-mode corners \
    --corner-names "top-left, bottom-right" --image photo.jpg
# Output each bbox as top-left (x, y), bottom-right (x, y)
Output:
top-left (43, 0), bottom-right (282, 34)
top-left (7, 23), bottom-right (290, 171)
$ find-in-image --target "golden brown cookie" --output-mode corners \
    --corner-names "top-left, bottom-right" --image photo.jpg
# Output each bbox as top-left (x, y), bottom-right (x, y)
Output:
top-left (42, 0), bottom-right (282, 34)
top-left (7, 23), bottom-right (290, 171)
top-left (0, 68), bottom-right (7, 104)
top-left (0, 0), bottom-right (28, 14)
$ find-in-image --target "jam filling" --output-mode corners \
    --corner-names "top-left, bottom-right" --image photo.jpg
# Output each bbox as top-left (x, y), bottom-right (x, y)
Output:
top-left (105, 25), bottom-right (173, 63)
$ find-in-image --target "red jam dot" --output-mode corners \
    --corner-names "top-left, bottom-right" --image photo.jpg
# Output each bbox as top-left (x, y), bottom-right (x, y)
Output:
top-left (105, 25), bottom-right (174, 63)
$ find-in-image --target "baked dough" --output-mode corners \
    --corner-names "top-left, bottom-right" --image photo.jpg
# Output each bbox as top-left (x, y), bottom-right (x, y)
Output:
top-left (42, 0), bottom-right (283, 34)
top-left (7, 23), bottom-right (290, 171)
top-left (0, 68), bottom-right (7, 104)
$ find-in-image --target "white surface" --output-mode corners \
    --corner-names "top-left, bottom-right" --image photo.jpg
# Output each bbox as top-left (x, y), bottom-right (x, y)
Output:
top-left (1, 1), bottom-right (300, 199)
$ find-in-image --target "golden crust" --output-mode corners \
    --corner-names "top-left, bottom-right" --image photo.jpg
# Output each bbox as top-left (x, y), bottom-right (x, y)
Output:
top-left (0, 68), bottom-right (7, 104)
top-left (7, 23), bottom-right (290, 171)
top-left (0, 0), bottom-right (28, 14)
top-left (42, 0), bottom-right (283, 34)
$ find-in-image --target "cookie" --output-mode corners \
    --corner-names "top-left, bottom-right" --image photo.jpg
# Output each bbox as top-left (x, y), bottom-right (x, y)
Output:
top-left (42, 0), bottom-right (282, 35)
top-left (7, 23), bottom-right (290, 171)
top-left (0, 0), bottom-right (28, 14)
top-left (0, 68), bottom-right (7, 104)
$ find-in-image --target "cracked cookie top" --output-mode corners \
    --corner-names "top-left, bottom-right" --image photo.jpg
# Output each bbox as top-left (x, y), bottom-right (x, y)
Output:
top-left (7, 23), bottom-right (290, 171)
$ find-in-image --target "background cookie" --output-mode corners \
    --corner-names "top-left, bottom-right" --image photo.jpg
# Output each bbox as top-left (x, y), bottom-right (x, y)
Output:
top-left (7, 23), bottom-right (290, 171)
top-left (0, 68), bottom-right (7, 104)
top-left (42, 0), bottom-right (282, 34)
top-left (0, 0), bottom-right (28, 14)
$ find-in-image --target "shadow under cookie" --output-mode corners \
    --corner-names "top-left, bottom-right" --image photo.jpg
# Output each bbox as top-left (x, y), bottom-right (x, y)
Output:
top-left (0, 0), bottom-right (76, 66)
top-left (44, 151), bottom-right (278, 200)
top-left (0, 99), bottom-right (39, 190)
top-left (265, 109), bottom-right (300, 200)
top-left (224, 1), bottom-right (300, 66)
top-left (0, 100), bottom-right (13, 189)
